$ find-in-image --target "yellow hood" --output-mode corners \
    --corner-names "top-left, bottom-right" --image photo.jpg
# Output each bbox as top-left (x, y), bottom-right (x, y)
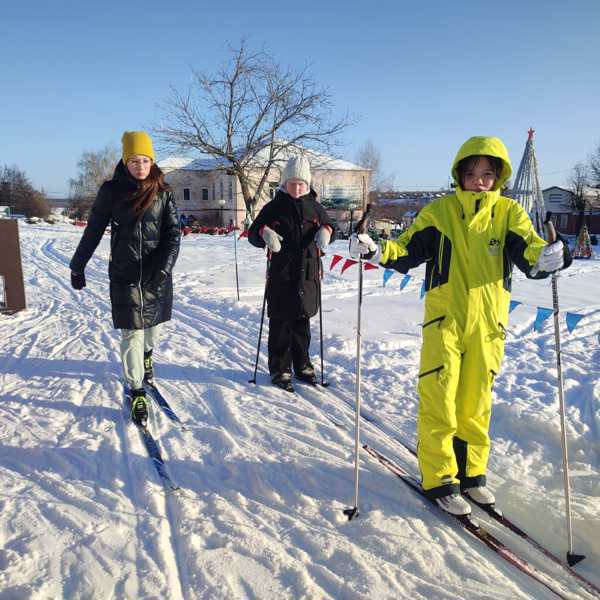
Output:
top-left (451, 136), bottom-right (512, 191)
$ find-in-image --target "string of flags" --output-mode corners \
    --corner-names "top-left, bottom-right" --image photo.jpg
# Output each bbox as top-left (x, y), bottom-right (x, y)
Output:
top-left (328, 254), bottom-right (591, 335)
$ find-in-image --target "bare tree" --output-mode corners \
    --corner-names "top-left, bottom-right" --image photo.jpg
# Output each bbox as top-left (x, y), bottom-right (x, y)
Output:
top-left (1, 165), bottom-right (50, 218)
top-left (355, 140), bottom-right (395, 192)
top-left (589, 143), bottom-right (600, 188)
top-left (155, 41), bottom-right (352, 215)
top-left (68, 144), bottom-right (120, 218)
top-left (568, 161), bottom-right (590, 232)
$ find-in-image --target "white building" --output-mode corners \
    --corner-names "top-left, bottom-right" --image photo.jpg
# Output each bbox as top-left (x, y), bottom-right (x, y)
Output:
top-left (159, 145), bottom-right (370, 230)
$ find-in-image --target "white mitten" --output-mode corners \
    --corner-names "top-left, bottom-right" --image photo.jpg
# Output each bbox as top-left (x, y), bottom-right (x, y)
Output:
top-left (349, 233), bottom-right (378, 259)
top-left (261, 225), bottom-right (283, 253)
top-left (531, 240), bottom-right (564, 276)
top-left (314, 226), bottom-right (332, 252)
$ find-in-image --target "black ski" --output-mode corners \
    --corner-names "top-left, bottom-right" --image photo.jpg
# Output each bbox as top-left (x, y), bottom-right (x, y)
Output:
top-left (137, 424), bottom-right (179, 491)
top-left (145, 380), bottom-right (185, 430)
top-left (124, 388), bottom-right (179, 491)
top-left (363, 444), bottom-right (574, 600)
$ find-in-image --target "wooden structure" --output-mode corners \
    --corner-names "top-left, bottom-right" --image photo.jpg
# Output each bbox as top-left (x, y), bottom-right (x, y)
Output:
top-left (0, 219), bottom-right (26, 314)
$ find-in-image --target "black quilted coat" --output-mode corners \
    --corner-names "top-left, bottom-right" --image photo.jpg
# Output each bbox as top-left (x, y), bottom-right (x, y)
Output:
top-left (248, 189), bottom-right (335, 319)
top-left (70, 161), bottom-right (180, 329)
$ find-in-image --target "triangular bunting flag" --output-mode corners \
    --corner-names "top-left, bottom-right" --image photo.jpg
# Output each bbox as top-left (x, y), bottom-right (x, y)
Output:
top-left (383, 269), bottom-right (394, 287)
top-left (238, 229), bottom-right (249, 240)
top-left (364, 262), bottom-right (379, 271)
top-left (509, 300), bottom-right (522, 313)
top-left (533, 307), bottom-right (554, 332)
top-left (420, 280), bottom-right (426, 299)
top-left (400, 274), bottom-right (411, 290)
top-left (329, 254), bottom-right (343, 271)
top-left (340, 258), bottom-right (358, 274)
top-left (565, 312), bottom-right (584, 333)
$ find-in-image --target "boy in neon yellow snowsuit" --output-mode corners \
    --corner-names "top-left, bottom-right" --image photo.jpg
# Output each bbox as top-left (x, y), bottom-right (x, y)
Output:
top-left (351, 136), bottom-right (571, 515)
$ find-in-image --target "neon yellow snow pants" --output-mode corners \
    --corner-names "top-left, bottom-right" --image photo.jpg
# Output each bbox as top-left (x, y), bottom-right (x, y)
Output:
top-left (416, 314), bottom-right (505, 496)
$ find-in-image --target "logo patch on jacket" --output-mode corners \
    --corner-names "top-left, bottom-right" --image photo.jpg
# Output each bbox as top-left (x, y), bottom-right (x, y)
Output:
top-left (488, 238), bottom-right (501, 256)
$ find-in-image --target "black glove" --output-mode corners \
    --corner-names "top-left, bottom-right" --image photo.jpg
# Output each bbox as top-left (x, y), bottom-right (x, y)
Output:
top-left (154, 269), bottom-right (169, 287)
top-left (71, 271), bottom-right (86, 290)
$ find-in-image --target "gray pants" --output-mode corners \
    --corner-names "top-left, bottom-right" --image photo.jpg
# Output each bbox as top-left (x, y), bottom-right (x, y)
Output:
top-left (120, 325), bottom-right (161, 390)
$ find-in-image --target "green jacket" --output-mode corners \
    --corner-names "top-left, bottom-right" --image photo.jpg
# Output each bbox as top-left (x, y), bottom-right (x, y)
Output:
top-left (380, 136), bottom-right (548, 338)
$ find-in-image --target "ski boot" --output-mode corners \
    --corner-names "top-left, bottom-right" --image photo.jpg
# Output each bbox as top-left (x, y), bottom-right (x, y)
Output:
top-left (463, 485), bottom-right (495, 507)
top-left (143, 350), bottom-right (154, 383)
top-left (130, 389), bottom-right (149, 427)
top-left (295, 364), bottom-right (317, 385)
top-left (272, 371), bottom-right (294, 393)
top-left (435, 493), bottom-right (471, 516)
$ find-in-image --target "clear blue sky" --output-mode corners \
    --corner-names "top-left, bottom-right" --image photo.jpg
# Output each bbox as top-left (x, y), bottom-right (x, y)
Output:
top-left (1, 0), bottom-right (599, 197)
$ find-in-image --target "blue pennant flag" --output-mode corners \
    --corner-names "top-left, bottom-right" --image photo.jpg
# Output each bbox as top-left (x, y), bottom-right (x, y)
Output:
top-left (534, 307), bottom-right (554, 332)
top-left (565, 312), bottom-right (584, 333)
top-left (420, 280), bottom-right (426, 299)
top-left (383, 269), bottom-right (395, 287)
top-left (400, 274), bottom-right (411, 290)
top-left (509, 300), bottom-right (522, 313)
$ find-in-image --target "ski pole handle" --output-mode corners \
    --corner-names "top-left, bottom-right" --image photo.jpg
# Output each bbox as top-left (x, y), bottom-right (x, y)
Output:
top-left (354, 203), bottom-right (372, 234)
top-left (544, 212), bottom-right (557, 243)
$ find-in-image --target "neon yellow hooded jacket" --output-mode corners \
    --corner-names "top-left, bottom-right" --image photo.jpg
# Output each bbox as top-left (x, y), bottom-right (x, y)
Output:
top-left (380, 137), bottom-right (547, 349)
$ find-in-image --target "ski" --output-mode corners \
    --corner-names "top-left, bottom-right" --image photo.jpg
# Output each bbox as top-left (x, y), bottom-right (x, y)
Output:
top-left (379, 434), bottom-right (600, 598)
top-left (124, 387), bottom-right (179, 491)
top-left (145, 380), bottom-right (185, 430)
top-left (137, 423), bottom-right (180, 491)
top-left (363, 444), bottom-right (575, 600)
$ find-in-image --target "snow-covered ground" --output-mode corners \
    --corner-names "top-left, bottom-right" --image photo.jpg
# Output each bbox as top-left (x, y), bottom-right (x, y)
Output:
top-left (0, 222), bottom-right (599, 600)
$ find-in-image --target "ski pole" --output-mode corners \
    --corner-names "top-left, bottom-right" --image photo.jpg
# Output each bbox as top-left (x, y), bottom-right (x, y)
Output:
top-left (249, 252), bottom-right (270, 384)
top-left (544, 217), bottom-right (585, 566)
top-left (343, 203), bottom-right (372, 521)
top-left (233, 216), bottom-right (240, 301)
top-left (317, 249), bottom-right (329, 388)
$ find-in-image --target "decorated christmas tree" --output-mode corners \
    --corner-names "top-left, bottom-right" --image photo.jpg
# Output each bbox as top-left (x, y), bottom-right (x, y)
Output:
top-left (510, 128), bottom-right (546, 235)
top-left (573, 224), bottom-right (593, 259)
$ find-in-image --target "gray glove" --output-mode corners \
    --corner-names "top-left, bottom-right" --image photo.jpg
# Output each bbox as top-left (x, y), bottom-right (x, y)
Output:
top-left (314, 226), bottom-right (332, 253)
top-left (349, 233), bottom-right (378, 259)
top-left (261, 225), bottom-right (283, 253)
top-left (530, 240), bottom-right (564, 276)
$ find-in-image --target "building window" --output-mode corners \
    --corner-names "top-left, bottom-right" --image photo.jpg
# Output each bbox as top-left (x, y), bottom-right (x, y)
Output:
top-left (202, 188), bottom-right (209, 201)
top-left (228, 180), bottom-right (233, 201)
top-left (183, 188), bottom-right (191, 202)
top-left (219, 180), bottom-right (224, 200)
top-left (212, 182), bottom-right (215, 200)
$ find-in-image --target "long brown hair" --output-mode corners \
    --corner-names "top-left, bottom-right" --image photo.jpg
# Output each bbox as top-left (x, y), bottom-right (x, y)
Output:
top-left (130, 163), bottom-right (170, 217)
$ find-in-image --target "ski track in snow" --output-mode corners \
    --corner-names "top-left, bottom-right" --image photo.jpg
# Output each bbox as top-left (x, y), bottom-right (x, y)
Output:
top-left (0, 223), bottom-right (598, 599)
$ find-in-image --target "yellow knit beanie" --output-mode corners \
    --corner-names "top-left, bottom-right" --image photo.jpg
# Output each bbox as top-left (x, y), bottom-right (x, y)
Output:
top-left (122, 131), bottom-right (155, 164)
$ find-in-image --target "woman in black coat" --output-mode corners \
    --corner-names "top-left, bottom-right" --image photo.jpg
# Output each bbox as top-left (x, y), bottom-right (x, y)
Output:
top-left (70, 131), bottom-right (180, 424)
top-left (249, 155), bottom-right (335, 391)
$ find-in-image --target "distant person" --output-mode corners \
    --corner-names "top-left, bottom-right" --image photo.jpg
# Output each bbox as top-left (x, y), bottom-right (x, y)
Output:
top-left (350, 136), bottom-right (572, 515)
top-left (248, 155), bottom-right (335, 391)
top-left (179, 212), bottom-right (188, 229)
top-left (70, 131), bottom-right (180, 426)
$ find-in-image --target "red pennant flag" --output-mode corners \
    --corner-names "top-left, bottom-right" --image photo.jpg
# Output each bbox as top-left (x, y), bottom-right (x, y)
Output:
top-left (238, 229), bottom-right (249, 240)
top-left (329, 254), bottom-right (343, 271)
top-left (364, 262), bottom-right (379, 271)
top-left (340, 258), bottom-right (358, 274)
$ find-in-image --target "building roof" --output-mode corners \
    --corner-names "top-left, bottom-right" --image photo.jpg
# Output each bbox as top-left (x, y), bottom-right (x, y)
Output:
top-left (159, 142), bottom-right (366, 173)
top-left (376, 190), bottom-right (448, 206)
top-left (542, 186), bottom-right (572, 194)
